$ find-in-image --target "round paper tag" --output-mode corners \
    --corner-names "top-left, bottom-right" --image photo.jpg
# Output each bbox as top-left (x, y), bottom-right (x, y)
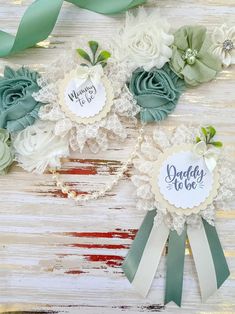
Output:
top-left (59, 69), bottom-right (113, 125)
top-left (151, 144), bottom-right (220, 215)
top-left (64, 78), bottom-right (106, 118)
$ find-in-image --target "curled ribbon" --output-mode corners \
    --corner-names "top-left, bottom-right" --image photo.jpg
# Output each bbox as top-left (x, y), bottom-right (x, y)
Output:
top-left (193, 141), bottom-right (219, 172)
top-left (0, 0), bottom-right (146, 58)
top-left (122, 209), bottom-right (230, 306)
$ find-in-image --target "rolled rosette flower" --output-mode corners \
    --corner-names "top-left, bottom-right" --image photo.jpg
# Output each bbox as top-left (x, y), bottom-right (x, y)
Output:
top-left (129, 64), bottom-right (185, 122)
top-left (0, 66), bottom-right (43, 132)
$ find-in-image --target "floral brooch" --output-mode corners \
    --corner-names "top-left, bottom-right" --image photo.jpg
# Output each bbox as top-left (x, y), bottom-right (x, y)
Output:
top-left (123, 125), bottom-right (234, 306)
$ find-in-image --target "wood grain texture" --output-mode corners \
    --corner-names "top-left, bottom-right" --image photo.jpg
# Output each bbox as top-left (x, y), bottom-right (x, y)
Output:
top-left (0, 0), bottom-right (235, 313)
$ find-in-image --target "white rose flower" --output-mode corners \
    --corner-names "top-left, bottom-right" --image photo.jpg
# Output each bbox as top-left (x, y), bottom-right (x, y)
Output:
top-left (116, 8), bottom-right (174, 71)
top-left (13, 120), bottom-right (70, 174)
top-left (211, 24), bottom-right (235, 67)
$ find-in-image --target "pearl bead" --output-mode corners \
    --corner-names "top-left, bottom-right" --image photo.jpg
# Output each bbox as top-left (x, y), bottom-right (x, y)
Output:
top-left (51, 124), bottom-right (145, 202)
top-left (62, 186), bottom-right (69, 193)
top-left (186, 55), bottom-right (196, 65)
top-left (121, 164), bottom-right (128, 170)
top-left (93, 193), bottom-right (99, 199)
top-left (182, 48), bottom-right (198, 64)
top-left (68, 191), bottom-right (76, 198)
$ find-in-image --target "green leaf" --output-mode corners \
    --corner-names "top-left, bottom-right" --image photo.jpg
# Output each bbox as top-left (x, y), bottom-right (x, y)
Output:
top-left (201, 127), bottom-right (207, 137)
top-left (76, 48), bottom-right (92, 63)
top-left (207, 126), bottom-right (216, 138)
top-left (96, 50), bottom-right (111, 63)
top-left (99, 61), bottom-right (108, 68)
top-left (196, 136), bottom-right (201, 143)
top-left (210, 141), bottom-right (223, 148)
top-left (80, 63), bottom-right (89, 67)
top-left (88, 41), bottom-right (99, 57)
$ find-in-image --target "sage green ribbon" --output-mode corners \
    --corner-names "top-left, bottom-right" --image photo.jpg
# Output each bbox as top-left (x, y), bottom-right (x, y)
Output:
top-left (0, 0), bottom-right (146, 58)
top-left (122, 211), bottom-right (230, 307)
top-left (122, 209), bottom-right (156, 282)
top-left (164, 228), bottom-right (186, 306)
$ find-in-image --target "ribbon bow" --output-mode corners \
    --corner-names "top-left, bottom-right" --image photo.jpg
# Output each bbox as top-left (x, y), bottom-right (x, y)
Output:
top-left (76, 65), bottom-right (104, 87)
top-left (193, 141), bottom-right (219, 172)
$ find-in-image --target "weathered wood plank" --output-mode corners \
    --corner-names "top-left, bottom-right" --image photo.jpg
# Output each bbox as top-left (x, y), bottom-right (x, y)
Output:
top-left (0, 0), bottom-right (234, 313)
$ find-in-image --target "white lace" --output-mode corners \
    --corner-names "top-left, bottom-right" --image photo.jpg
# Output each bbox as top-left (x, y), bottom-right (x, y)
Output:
top-left (33, 41), bottom-right (140, 153)
top-left (131, 125), bottom-right (235, 234)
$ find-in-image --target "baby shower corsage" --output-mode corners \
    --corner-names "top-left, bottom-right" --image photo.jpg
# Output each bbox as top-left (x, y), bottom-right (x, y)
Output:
top-left (0, 6), bottom-right (233, 307)
top-left (123, 125), bottom-right (234, 306)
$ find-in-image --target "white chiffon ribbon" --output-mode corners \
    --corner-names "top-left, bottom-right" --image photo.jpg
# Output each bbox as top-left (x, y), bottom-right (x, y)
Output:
top-left (187, 224), bottom-right (217, 300)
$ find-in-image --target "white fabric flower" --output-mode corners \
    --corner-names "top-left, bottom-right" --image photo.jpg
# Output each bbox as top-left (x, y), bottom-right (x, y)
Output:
top-left (13, 121), bottom-right (70, 174)
top-left (115, 8), bottom-right (173, 71)
top-left (211, 24), bottom-right (235, 67)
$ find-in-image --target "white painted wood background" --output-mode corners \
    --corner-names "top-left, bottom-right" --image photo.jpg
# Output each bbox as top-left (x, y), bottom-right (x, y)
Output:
top-left (0, 0), bottom-right (234, 313)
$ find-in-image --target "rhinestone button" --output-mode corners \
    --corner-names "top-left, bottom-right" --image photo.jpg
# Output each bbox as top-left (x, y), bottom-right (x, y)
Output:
top-left (222, 39), bottom-right (234, 52)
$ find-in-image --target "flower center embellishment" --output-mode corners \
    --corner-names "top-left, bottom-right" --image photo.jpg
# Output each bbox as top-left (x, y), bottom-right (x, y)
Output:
top-left (182, 48), bottom-right (198, 65)
top-left (222, 39), bottom-right (234, 51)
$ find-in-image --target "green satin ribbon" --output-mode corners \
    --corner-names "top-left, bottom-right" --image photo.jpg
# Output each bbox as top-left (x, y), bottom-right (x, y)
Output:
top-left (122, 210), bottom-right (230, 307)
top-left (0, 0), bottom-right (145, 58)
top-left (122, 209), bottom-right (156, 282)
top-left (203, 219), bottom-right (230, 288)
top-left (164, 227), bottom-right (186, 306)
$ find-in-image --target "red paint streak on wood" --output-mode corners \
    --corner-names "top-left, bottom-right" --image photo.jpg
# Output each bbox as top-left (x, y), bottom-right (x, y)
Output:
top-left (65, 270), bottom-right (86, 275)
top-left (84, 254), bottom-right (124, 267)
top-left (68, 243), bottom-right (129, 249)
top-left (57, 167), bottom-right (97, 175)
top-left (64, 230), bottom-right (137, 240)
top-left (67, 158), bottom-right (121, 166)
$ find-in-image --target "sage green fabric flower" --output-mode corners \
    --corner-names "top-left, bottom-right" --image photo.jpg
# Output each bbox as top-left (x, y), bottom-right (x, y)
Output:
top-left (129, 64), bottom-right (185, 122)
top-left (0, 128), bottom-right (13, 175)
top-left (0, 66), bottom-right (43, 132)
top-left (170, 25), bottom-right (222, 86)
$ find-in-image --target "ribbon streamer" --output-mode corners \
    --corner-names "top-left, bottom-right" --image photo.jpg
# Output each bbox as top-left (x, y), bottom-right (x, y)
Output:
top-left (122, 211), bottom-right (230, 306)
top-left (0, 0), bottom-right (145, 58)
top-left (131, 221), bottom-right (169, 297)
top-left (203, 219), bottom-right (230, 288)
top-left (187, 223), bottom-right (218, 301)
top-left (164, 228), bottom-right (186, 306)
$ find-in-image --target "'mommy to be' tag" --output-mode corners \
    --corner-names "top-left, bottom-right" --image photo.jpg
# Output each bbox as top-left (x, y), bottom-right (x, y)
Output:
top-left (58, 68), bottom-right (113, 125)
